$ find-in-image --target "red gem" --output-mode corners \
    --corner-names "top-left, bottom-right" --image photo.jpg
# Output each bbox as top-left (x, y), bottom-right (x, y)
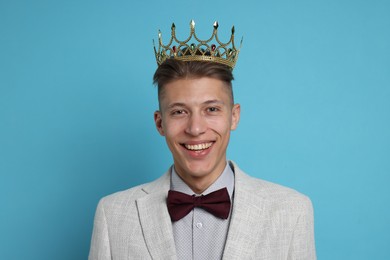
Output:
top-left (211, 44), bottom-right (216, 51)
top-left (173, 46), bottom-right (176, 52)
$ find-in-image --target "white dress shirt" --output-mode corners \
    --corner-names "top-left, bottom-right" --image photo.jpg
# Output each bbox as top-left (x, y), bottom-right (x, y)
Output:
top-left (170, 162), bottom-right (235, 260)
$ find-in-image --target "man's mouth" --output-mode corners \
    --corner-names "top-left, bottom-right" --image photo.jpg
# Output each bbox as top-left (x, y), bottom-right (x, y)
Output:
top-left (183, 142), bottom-right (213, 151)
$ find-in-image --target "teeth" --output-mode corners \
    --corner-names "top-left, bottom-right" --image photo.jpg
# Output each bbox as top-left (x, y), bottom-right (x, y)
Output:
top-left (185, 142), bottom-right (212, 151)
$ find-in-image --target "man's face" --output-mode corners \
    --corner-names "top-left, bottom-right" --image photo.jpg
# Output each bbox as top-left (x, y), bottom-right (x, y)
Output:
top-left (154, 77), bottom-right (240, 190)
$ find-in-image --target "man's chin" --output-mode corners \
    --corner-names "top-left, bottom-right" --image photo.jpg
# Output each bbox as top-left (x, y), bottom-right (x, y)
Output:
top-left (178, 160), bottom-right (221, 179)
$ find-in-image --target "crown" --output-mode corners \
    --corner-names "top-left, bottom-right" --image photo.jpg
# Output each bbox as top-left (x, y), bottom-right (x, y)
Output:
top-left (154, 20), bottom-right (242, 69)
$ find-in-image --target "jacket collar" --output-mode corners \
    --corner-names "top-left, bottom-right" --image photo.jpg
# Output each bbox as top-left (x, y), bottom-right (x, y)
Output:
top-left (222, 161), bottom-right (269, 259)
top-left (136, 168), bottom-right (177, 259)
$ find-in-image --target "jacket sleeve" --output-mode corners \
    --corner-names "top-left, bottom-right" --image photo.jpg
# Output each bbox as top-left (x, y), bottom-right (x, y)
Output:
top-left (287, 196), bottom-right (317, 260)
top-left (89, 199), bottom-right (112, 260)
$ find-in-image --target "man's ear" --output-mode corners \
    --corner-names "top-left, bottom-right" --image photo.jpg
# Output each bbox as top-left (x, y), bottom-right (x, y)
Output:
top-left (154, 111), bottom-right (165, 136)
top-left (230, 104), bottom-right (241, 130)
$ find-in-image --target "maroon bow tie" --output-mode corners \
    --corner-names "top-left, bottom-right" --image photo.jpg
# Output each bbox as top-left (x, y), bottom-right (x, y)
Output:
top-left (167, 187), bottom-right (231, 221)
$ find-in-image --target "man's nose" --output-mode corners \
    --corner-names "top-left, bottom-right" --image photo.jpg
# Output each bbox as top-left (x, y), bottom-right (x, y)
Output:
top-left (185, 113), bottom-right (207, 136)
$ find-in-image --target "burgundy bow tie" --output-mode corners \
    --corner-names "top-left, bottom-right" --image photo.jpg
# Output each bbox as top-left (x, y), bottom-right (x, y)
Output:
top-left (167, 187), bottom-right (231, 221)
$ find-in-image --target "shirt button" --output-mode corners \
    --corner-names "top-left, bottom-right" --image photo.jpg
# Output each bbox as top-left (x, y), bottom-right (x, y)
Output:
top-left (196, 222), bottom-right (203, 229)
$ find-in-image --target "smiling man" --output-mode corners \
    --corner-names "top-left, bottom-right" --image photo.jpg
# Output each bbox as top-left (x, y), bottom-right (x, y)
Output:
top-left (89, 21), bottom-right (316, 260)
top-left (154, 76), bottom-right (240, 194)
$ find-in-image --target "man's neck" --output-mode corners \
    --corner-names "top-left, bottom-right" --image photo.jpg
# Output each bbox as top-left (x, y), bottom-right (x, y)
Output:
top-left (172, 162), bottom-right (230, 194)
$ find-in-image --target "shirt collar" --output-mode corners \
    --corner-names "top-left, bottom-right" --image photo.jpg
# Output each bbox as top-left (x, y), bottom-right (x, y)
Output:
top-left (170, 162), bottom-right (235, 199)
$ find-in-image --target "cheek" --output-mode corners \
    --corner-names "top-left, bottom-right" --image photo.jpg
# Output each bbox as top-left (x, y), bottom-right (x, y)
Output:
top-left (207, 116), bottom-right (232, 132)
top-left (162, 119), bottom-right (183, 138)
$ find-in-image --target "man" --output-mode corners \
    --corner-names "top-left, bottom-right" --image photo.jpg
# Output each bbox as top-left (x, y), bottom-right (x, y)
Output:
top-left (89, 21), bottom-right (316, 260)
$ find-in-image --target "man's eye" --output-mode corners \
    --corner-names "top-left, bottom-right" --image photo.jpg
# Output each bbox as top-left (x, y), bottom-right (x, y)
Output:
top-left (207, 107), bottom-right (219, 112)
top-left (172, 110), bottom-right (185, 115)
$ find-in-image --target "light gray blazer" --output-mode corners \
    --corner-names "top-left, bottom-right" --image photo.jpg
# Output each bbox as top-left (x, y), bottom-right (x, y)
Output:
top-left (89, 162), bottom-right (316, 260)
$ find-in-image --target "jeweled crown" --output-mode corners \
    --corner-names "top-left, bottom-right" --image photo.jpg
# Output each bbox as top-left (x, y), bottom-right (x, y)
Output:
top-left (154, 20), bottom-right (241, 69)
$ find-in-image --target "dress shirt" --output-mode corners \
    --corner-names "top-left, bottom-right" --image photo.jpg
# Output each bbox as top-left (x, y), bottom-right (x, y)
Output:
top-left (170, 162), bottom-right (235, 260)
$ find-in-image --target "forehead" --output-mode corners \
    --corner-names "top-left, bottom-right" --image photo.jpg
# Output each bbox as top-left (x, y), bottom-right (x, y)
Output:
top-left (158, 77), bottom-right (232, 106)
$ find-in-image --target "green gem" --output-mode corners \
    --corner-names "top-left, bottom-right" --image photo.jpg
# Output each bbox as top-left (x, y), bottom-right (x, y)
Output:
top-left (190, 43), bottom-right (196, 51)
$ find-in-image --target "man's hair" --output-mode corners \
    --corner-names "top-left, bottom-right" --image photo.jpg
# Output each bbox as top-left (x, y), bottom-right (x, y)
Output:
top-left (153, 59), bottom-right (235, 105)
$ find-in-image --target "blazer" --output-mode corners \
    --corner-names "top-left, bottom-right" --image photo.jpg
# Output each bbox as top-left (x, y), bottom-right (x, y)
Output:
top-left (89, 162), bottom-right (316, 260)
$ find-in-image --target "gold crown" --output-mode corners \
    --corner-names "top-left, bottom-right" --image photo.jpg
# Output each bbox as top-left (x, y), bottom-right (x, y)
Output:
top-left (154, 20), bottom-right (242, 69)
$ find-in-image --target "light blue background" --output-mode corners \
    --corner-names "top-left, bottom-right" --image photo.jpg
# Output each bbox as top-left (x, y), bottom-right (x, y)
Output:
top-left (1, 0), bottom-right (389, 259)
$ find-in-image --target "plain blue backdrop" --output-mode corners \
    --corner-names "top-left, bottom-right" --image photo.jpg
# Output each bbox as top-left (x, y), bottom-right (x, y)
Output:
top-left (1, 0), bottom-right (389, 259)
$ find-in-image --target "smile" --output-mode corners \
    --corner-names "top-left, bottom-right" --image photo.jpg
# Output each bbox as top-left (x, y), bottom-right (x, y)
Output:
top-left (184, 142), bottom-right (213, 151)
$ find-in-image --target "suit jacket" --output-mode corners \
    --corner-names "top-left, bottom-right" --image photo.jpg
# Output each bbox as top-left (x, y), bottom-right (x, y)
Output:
top-left (89, 162), bottom-right (316, 260)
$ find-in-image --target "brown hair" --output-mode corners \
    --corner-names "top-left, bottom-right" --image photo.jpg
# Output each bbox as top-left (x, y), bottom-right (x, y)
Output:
top-left (153, 59), bottom-right (235, 105)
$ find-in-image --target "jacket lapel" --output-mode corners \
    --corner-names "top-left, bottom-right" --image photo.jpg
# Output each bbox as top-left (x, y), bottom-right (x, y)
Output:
top-left (223, 162), bottom-right (270, 259)
top-left (136, 171), bottom-right (177, 259)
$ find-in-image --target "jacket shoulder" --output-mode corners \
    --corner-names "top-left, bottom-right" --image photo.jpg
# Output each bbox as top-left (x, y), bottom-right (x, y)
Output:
top-left (100, 183), bottom-right (147, 205)
top-left (232, 162), bottom-right (313, 210)
top-left (98, 171), bottom-right (171, 209)
top-left (246, 175), bottom-right (311, 205)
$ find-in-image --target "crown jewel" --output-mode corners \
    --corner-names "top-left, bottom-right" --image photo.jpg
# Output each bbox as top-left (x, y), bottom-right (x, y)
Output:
top-left (154, 20), bottom-right (241, 69)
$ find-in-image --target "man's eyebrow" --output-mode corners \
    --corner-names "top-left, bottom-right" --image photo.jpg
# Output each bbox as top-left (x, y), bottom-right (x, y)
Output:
top-left (166, 100), bottom-right (225, 109)
top-left (167, 102), bottom-right (186, 109)
top-left (203, 99), bottom-right (225, 105)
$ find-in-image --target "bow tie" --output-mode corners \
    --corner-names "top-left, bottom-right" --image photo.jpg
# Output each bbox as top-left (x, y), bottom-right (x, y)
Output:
top-left (167, 187), bottom-right (231, 221)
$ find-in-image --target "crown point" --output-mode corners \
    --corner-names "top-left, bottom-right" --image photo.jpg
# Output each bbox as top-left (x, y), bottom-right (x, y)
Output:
top-left (190, 20), bottom-right (195, 28)
top-left (171, 23), bottom-right (176, 30)
top-left (231, 26), bottom-right (235, 34)
top-left (213, 21), bottom-right (219, 29)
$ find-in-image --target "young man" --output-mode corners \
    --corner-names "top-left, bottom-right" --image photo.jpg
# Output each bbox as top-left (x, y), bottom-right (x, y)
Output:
top-left (89, 21), bottom-right (316, 260)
